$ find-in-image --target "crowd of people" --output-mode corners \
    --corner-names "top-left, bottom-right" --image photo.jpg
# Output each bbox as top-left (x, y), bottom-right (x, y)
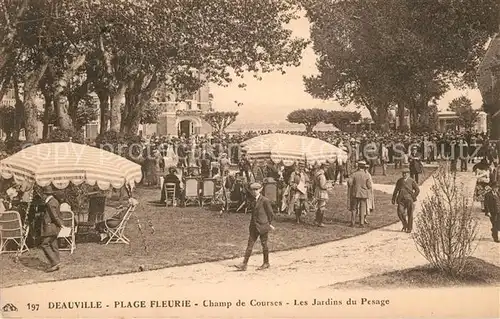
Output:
top-left (138, 129), bottom-right (499, 233)
top-left (2, 127), bottom-right (499, 273)
top-left (137, 128), bottom-right (498, 186)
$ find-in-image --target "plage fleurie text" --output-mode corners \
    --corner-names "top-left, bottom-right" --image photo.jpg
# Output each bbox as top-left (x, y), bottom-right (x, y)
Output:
top-left (45, 298), bottom-right (390, 310)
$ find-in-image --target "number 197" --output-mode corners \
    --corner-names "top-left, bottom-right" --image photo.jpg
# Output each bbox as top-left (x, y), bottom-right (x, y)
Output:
top-left (27, 303), bottom-right (39, 311)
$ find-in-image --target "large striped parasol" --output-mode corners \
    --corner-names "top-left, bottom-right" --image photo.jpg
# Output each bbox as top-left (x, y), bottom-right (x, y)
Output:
top-left (0, 142), bottom-right (142, 190)
top-left (242, 133), bottom-right (347, 165)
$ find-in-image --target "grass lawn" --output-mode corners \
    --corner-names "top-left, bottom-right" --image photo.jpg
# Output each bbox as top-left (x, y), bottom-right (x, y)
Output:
top-left (329, 257), bottom-right (500, 289)
top-left (1, 185), bottom-right (397, 288)
top-left (1, 166), bottom-right (437, 288)
top-left (370, 165), bottom-right (436, 186)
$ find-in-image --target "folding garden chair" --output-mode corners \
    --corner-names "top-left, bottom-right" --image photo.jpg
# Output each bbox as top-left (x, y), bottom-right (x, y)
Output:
top-left (58, 203), bottom-right (77, 254)
top-left (164, 183), bottom-right (177, 207)
top-left (0, 210), bottom-right (29, 255)
top-left (183, 177), bottom-right (200, 207)
top-left (105, 200), bottom-right (138, 245)
top-left (200, 178), bottom-right (216, 207)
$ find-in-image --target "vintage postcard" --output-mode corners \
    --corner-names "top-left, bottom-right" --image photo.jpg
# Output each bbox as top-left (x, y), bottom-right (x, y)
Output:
top-left (1, 0), bottom-right (499, 318)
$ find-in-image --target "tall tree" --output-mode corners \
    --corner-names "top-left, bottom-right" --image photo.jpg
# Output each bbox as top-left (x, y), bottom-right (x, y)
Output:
top-left (286, 108), bottom-right (328, 133)
top-left (4, 0), bottom-right (307, 140)
top-left (203, 111), bottom-right (239, 136)
top-left (324, 110), bottom-right (361, 131)
top-left (412, 103), bottom-right (439, 133)
top-left (303, 0), bottom-right (499, 132)
top-left (95, 0), bottom-right (308, 135)
top-left (0, 0), bottom-right (29, 101)
top-left (448, 96), bottom-right (479, 131)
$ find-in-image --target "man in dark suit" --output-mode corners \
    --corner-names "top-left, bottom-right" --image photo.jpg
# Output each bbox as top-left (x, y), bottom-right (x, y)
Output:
top-left (409, 148), bottom-right (423, 183)
top-left (484, 181), bottom-right (500, 242)
top-left (38, 185), bottom-right (65, 272)
top-left (160, 166), bottom-right (183, 204)
top-left (235, 182), bottom-right (274, 271)
top-left (392, 169), bottom-right (420, 233)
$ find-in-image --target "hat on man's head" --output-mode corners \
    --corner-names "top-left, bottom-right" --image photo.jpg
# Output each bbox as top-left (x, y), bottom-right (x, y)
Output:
top-left (402, 168), bottom-right (410, 173)
top-left (358, 161), bottom-right (367, 168)
top-left (42, 185), bottom-right (55, 194)
top-left (250, 182), bottom-right (262, 190)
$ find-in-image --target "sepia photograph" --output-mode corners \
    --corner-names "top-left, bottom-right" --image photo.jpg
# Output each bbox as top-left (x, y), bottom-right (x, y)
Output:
top-left (0, 0), bottom-right (499, 318)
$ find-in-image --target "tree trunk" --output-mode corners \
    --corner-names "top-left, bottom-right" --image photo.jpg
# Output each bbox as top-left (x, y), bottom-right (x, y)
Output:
top-left (121, 73), bottom-right (159, 135)
top-left (490, 107), bottom-right (500, 140)
top-left (397, 103), bottom-right (407, 130)
top-left (12, 75), bottom-right (23, 140)
top-left (23, 62), bottom-right (49, 143)
top-left (53, 87), bottom-right (74, 130)
top-left (110, 82), bottom-right (127, 132)
top-left (0, 0), bottom-right (28, 76)
top-left (376, 106), bottom-right (389, 132)
top-left (52, 54), bottom-right (86, 131)
top-left (42, 93), bottom-right (53, 139)
top-left (97, 90), bottom-right (110, 134)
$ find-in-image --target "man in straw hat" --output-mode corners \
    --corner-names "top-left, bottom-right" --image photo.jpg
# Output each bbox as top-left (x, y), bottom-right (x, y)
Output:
top-left (235, 182), bottom-right (275, 271)
top-left (37, 185), bottom-right (65, 272)
top-left (392, 168), bottom-right (420, 233)
top-left (347, 161), bottom-right (372, 227)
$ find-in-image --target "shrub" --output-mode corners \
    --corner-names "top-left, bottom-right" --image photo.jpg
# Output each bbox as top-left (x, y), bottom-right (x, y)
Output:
top-left (44, 128), bottom-right (85, 144)
top-left (3, 139), bottom-right (30, 154)
top-left (413, 164), bottom-right (478, 276)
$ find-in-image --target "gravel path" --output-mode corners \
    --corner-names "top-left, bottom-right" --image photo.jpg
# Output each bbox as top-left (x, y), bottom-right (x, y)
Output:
top-left (2, 172), bottom-right (498, 300)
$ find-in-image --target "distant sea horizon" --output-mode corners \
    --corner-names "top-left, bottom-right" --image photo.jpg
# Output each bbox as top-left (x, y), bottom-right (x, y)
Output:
top-left (226, 121), bottom-right (337, 132)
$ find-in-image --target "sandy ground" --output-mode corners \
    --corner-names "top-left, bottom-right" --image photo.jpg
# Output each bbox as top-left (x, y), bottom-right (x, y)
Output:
top-left (2, 171), bottom-right (497, 301)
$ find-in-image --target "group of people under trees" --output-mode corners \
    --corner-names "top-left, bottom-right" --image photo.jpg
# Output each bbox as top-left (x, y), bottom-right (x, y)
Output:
top-left (144, 127), bottom-right (500, 229)
top-left (139, 128), bottom-right (498, 185)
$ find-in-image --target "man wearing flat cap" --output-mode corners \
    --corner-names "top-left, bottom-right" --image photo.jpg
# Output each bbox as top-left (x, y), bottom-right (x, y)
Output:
top-left (235, 182), bottom-right (274, 271)
top-left (347, 161), bottom-right (372, 227)
top-left (38, 185), bottom-right (65, 272)
top-left (392, 169), bottom-right (420, 233)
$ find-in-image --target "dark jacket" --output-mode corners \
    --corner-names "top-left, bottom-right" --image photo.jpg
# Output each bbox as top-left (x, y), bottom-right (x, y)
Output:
top-left (163, 173), bottom-right (182, 198)
top-left (41, 196), bottom-right (64, 237)
top-left (409, 153), bottom-right (423, 174)
top-left (392, 177), bottom-right (420, 204)
top-left (484, 188), bottom-right (500, 227)
top-left (249, 195), bottom-right (274, 234)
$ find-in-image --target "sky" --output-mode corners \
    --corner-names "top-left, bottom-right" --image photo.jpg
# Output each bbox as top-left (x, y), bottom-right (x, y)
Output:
top-left (210, 12), bottom-right (484, 125)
